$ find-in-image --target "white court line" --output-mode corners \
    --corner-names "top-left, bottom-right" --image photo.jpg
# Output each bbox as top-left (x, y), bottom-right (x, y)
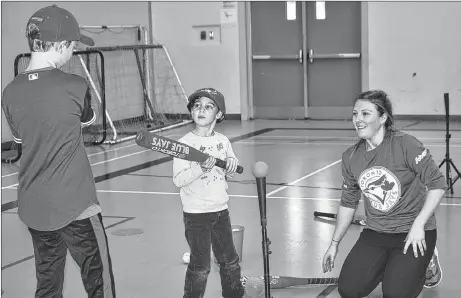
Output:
top-left (266, 160), bottom-right (342, 197)
top-left (97, 189), bottom-right (177, 196)
top-left (237, 140), bottom-right (461, 148)
top-left (3, 133), bottom-right (456, 179)
top-left (85, 134), bottom-right (174, 158)
top-left (0, 143), bottom-right (138, 179)
top-left (4, 188), bottom-right (460, 206)
top-left (1, 134), bottom-right (177, 179)
top-left (1, 148), bottom-right (152, 189)
top-left (93, 189), bottom-right (461, 206)
top-left (89, 149), bottom-right (151, 166)
top-left (1, 172), bottom-right (19, 178)
top-left (255, 135), bottom-right (461, 141)
top-left (2, 184), bottom-right (18, 190)
top-left (86, 143), bottom-right (137, 158)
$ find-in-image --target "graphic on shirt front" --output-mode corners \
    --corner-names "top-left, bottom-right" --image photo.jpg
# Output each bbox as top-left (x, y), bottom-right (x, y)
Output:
top-left (195, 141), bottom-right (226, 181)
top-left (359, 166), bottom-right (401, 212)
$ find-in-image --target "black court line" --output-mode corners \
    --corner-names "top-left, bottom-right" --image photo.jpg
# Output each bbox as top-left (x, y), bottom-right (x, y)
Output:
top-left (2, 212), bottom-right (134, 219)
top-left (1, 128), bottom-right (275, 213)
top-left (124, 174), bottom-right (461, 197)
top-left (315, 285), bottom-right (338, 298)
top-left (126, 173), bottom-right (343, 190)
top-left (1, 216), bottom-right (135, 271)
top-left (274, 121), bottom-right (421, 132)
top-left (275, 127), bottom-right (355, 131)
top-left (399, 120), bottom-right (421, 130)
top-left (93, 128), bottom-right (273, 183)
top-left (2, 200), bottom-right (17, 212)
top-left (406, 127), bottom-right (461, 131)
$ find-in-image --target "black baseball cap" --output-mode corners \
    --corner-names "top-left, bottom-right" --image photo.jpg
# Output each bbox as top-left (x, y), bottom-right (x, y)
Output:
top-left (187, 88), bottom-right (226, 122)
top-left (27, 5), bottom-right (94, 46)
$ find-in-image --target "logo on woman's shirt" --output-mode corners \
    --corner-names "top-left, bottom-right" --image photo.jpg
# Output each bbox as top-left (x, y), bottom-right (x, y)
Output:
top-left (359, 166), bottom-right (401, 212)
top-left (415, 149), bottom-right (427, 165)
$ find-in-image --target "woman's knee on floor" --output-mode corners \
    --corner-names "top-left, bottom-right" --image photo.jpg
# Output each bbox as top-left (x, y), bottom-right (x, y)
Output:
top-left (338, 269), bottom-right (379, 298)
top-left (382, 281), bottom-right (423, 298)
top-left (337, 280), bottom-right (375, 298)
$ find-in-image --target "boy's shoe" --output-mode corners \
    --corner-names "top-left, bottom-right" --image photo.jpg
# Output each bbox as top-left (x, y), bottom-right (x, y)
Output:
top-left (424, 246), bottom-right (442, 288)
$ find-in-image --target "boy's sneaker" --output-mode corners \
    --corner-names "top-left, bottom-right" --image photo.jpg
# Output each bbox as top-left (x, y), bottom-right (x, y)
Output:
top-left (424, 246), bottom-right (442, 288)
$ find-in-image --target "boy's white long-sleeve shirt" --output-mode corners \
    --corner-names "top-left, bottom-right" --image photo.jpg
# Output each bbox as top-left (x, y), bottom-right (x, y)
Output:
top-left (173, 131), bottom-right (237, 213)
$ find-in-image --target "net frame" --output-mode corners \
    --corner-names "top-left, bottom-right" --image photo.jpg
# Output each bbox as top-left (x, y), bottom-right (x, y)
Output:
top-left (86, 43), bottom-right (192, 144)
top-left (75, 52), bottom-right (119, 142)
top-left (80, 25), bottom-right (155, 123)
top-left (3, 50), bottom-right (107, 164)
top-left (1, 50), bottom-right (107, 163)
top-left (1, 141), bottom-right (22, 164)
top-left (80, 25), bottom-right (192, 144)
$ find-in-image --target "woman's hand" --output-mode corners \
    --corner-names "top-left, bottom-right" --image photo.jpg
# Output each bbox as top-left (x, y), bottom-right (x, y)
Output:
top-left (404, 221), bottom-right (426, 257)
top-left (322, 242), bottom-right (339, 273)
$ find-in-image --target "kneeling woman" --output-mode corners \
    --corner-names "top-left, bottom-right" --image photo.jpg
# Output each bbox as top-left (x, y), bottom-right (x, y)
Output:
top-left (322, 90), bottom-right (445, 298)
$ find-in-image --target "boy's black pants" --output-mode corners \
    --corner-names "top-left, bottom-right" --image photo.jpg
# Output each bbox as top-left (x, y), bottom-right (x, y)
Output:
top-left (28, 213), bottom-right (116, 298)
top-left (338, 228), bottom-right (436, 298)
top-left (183, 209), bottom-right (245, 298)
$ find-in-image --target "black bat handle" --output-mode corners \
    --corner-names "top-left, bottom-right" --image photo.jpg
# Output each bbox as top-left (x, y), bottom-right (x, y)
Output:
top-left (214, 159), bottom-right (244, 174)
top-left (313, 211), bottom-right (337, 219)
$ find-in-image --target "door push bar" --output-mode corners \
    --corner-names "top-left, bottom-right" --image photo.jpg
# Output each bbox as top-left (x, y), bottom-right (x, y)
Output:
top-left (308, 49), bottom-right (360, 63)
top-left (252, 49), bottom-right (303, 64)
top-left (252, 49), bottom-right (360, 64)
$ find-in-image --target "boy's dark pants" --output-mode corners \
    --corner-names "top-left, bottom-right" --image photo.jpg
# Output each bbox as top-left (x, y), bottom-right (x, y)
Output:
top-left (183, 209), bottom-right (245, 298)
top-left (28, 213), bottom-right (116, 298)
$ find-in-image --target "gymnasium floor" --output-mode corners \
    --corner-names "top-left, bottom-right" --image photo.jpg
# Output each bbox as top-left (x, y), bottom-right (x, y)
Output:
top-left (1, 119), bottom-right (461, 298)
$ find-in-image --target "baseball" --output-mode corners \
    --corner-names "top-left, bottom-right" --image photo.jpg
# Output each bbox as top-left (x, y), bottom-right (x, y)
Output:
top-left (182, 252), bottom-right (190, 264)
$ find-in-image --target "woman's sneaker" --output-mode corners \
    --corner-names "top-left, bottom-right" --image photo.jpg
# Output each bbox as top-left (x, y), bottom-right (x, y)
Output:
top-left (424, 247), bottom-right (442, 288)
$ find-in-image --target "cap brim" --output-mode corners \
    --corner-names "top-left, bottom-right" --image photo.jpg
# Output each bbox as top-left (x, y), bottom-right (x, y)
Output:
top-left (79, 34), bottom-right (94, 46)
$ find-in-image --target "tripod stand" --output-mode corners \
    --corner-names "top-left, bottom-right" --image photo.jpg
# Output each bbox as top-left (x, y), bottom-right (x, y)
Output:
top-left (438, 93), bottom-right (460, 195)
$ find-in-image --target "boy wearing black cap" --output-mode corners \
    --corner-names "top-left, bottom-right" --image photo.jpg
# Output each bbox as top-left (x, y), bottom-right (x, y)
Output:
top-left (1, 5), bottom-right (115, 297)
top-left (173, 88), bottom-right (245, 298)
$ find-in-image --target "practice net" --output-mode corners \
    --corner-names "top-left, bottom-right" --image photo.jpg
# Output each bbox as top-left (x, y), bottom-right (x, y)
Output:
top-left (80, 25), bottom-right (191, 144)
top-left (84, 44), bottom-right (191, 143)
top-left (11, 43), bottom-right (190, 150)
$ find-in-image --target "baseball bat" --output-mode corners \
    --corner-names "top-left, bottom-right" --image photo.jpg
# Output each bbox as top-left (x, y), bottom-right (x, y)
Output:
top-left (252, 161), bottom-right (272, 298)
top-left (314, 211), bottom-right (366, 226)
top-left (241, 276), bottom-right (338, 289)
top-left (135, 131), bottom-right (243, 174)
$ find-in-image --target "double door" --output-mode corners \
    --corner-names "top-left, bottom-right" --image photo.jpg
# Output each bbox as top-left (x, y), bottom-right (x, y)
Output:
top-left (249, 1), bottom-right (362, 119)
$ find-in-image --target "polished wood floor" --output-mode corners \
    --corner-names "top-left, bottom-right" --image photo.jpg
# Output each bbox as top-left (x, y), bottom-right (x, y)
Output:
top-left (2, 120), bottom-right (460, 297)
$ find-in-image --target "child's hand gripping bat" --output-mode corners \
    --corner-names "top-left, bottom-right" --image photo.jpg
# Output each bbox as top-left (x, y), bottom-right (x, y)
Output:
top-left (135, 131), bottom-right (244, 174)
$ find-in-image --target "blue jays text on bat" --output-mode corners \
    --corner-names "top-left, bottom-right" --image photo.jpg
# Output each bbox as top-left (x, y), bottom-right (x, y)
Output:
top-left (150, 136), bottom-right (190, 156)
